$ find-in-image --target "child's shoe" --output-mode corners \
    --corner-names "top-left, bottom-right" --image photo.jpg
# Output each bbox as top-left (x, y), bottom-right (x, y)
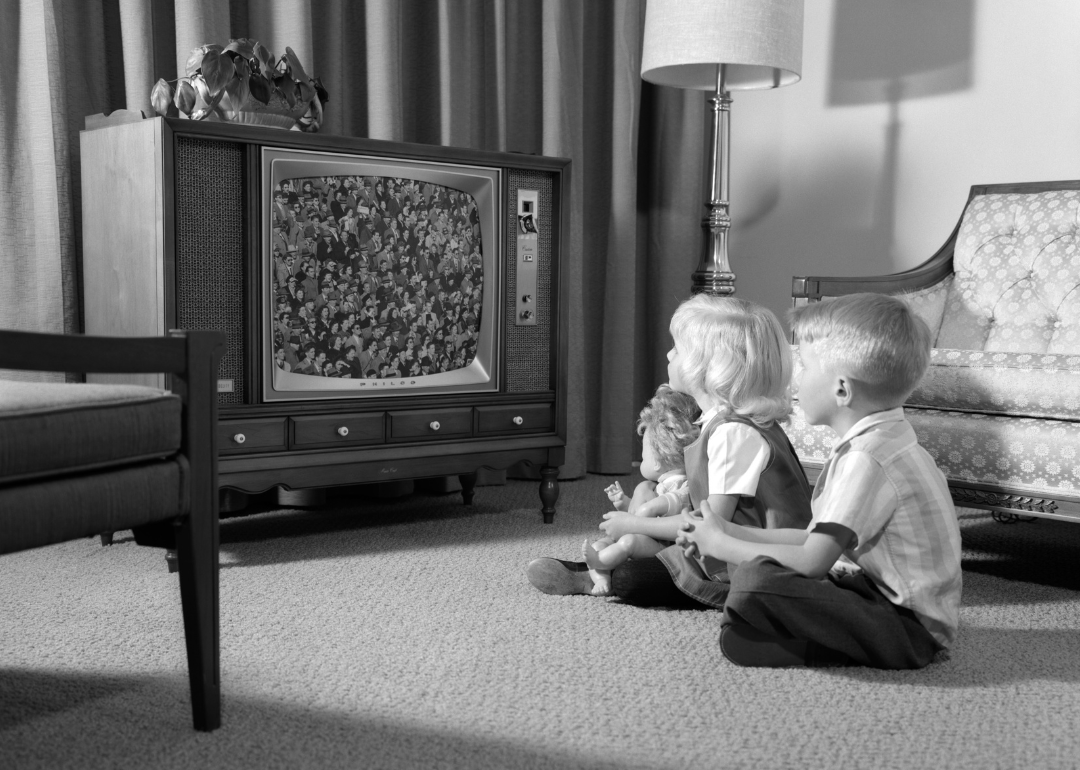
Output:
top-left (525, 557), bottom-right (594, 595)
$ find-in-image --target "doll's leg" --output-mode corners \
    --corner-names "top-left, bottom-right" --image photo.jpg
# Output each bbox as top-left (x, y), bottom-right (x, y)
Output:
top-left (587, 534), bottom-right (664, 570)
top-left (584, 537), bottom-right (616, 596)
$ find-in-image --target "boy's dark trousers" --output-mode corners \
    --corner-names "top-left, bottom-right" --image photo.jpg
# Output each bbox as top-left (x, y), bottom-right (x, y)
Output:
top-left (724, 556), bottom-right (943, 669)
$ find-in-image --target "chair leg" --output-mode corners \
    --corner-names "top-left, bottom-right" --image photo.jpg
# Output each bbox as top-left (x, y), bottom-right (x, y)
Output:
top-left (175, 511), bottom-right (220, 731)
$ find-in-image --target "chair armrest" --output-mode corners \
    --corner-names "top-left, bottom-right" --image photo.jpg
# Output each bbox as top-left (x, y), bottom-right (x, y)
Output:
top-left (0, 328), bottom-right (225, 488)
top-left (0, 329), bottom-right (220, 375)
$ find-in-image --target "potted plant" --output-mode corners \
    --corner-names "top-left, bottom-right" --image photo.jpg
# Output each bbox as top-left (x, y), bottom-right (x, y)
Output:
top-left (151, 39), bottom-right (329, 131)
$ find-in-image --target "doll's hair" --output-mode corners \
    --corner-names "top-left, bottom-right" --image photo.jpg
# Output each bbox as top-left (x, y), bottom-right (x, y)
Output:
top-left (668, 295), bottom-right (792, 426)
top-left (790, 292), bottom-right (932, 407)
top-left (636, 384), bottom-right (701, 472)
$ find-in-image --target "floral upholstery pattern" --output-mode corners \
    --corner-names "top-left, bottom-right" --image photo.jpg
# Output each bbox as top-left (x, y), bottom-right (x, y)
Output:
top-left (936, 190), bottom-right (1080, 354)
top-left (787, 405), bottom-right (1080, 498)
top-left (908, 349), bottom-right (1080, 421)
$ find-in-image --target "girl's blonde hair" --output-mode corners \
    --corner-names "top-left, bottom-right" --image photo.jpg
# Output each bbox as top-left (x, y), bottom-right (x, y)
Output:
top-left (669, 295), bottom-right (792, 426)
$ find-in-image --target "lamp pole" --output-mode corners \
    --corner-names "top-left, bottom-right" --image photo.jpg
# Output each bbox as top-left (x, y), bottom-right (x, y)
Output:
top-left (693, 63), bottom-right (735, 296)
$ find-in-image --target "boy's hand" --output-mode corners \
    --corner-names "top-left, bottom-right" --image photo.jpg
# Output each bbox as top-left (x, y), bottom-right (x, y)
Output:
top-left (676, 502), bottom-right (729, 572)
top-left (600, 511), bottom-right (636, 540)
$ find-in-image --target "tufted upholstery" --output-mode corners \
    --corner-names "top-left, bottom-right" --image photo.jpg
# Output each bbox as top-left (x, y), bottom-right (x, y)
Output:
top-left (790, 181), bottom-right (1080, 523)
top-left (914, 191), bottom-right (1080, 353)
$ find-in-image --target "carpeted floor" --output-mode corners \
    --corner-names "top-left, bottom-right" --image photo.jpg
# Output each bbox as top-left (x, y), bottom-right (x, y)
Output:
top-left (2, 473), bottom-right (1080, 770)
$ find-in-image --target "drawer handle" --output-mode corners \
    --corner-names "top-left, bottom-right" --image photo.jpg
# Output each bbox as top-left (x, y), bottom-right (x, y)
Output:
top-left (232, 433), bottom-right (246, 444)
top-left (337, 426), bottom-right (350, 437)
top-left (430, 421), bottom-right (441, 431)
top-left (513, 416), bottom-right (524, 426)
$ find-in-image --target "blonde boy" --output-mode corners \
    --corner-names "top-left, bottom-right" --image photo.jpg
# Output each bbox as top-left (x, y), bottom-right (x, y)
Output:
top-left (677, 293), bottom-right (961, 668)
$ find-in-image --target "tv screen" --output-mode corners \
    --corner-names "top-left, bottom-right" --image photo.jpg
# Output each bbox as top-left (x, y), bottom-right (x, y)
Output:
top-left (260, 147), bottom-right (502, 402)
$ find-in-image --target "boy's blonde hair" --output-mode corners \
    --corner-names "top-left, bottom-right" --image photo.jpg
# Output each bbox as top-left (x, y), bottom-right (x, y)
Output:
top-left (636, 384), bottom-right (701, 472)
top-left (790, 292), bottom-right (932, 407)
top-left (668, 295), bottom-right (792, 426)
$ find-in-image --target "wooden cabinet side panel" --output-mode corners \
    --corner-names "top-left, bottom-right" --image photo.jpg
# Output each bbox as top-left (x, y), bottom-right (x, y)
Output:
top-left (81, 120), bottom-right (165, 388)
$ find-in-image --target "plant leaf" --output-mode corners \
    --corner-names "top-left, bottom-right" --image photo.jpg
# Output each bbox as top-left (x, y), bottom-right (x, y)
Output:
top-left (225, 62), bottom-right (250, 114)
top-left (284, 47), bottom-right (311, 83)
top-left (271, 74), bottom-right (292, 106)
top-left (297, 80), bottom-right (315, 105)
top-left (200, 49), bottom-right (234, 96)
top-left (249, 72), bottom-right (272, 104)
top-left (185, 47), bottom-right (206, 77)
top-left (225, 39), bottom-right (254, 60)
top-left (174, 79), bottom-right (197, 114)
top-left (253, 42), bottom-right (276, 79)
top-left (313, 77), bottom-right (329, 105)
top-left (150, 78), bottom-right (174, 116)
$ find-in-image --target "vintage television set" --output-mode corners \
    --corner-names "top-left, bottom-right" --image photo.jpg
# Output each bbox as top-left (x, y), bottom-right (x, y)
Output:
top-left (81, 116), bottom-right (569, 521)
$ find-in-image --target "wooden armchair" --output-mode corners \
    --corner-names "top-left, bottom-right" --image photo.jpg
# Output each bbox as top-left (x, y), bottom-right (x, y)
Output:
top-left (790, 180), bottom-right (1080, 524)
top-left (0, 329), bottom-right (224, 730)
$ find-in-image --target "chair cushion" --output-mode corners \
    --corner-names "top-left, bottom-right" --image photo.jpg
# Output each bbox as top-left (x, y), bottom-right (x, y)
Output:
top-left (0, 460), bottom-right (185, 554)
top-left (786, 405), bottom-right (1080, 502)
top-left (0, 380), bottom-right (181, 484)
top-left (907, 349), bottom-right (1080, 421)
top-left (937, 190), bottom-right (1080, 354)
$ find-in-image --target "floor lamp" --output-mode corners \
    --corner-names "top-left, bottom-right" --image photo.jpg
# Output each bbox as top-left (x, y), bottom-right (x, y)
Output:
top-left (641, 0), bottom-right (804, 296)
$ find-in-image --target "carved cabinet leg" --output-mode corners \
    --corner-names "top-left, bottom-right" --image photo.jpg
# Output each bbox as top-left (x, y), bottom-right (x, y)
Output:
top-left (539, 466), bottom-right (560, 523)
top-left (459, 472), bottom-right (478, 505)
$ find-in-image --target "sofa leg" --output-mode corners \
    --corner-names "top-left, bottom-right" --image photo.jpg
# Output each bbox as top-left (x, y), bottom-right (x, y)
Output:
top-left (99, 532), bottom-right (114, 547)
top-left (175, 514), bottom-right (220, 731)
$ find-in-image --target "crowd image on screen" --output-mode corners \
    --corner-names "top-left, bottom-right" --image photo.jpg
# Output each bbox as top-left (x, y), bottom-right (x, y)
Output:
top-left (270, 174), bottom-right (484, 381)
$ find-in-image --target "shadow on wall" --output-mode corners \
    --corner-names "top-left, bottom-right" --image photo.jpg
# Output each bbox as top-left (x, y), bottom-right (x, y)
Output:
top-left (737, 0), bottom-right (976, 323)
top-left (824, 0), bottom-right (976, 271)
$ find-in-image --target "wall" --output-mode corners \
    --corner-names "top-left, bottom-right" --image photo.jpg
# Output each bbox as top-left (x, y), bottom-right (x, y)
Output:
top-left (723, 0), bottom-right (1080, 326)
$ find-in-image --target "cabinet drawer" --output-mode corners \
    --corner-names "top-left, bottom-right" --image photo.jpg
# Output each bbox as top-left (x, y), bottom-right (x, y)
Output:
top-left (292, 413), bottom-right (384, 448)
top-left (219, 417), bottom-right (287, 454)
top-left (388, 407), bottom-right (473, 440)
top-left (476, 403), bottom-right (553, 435)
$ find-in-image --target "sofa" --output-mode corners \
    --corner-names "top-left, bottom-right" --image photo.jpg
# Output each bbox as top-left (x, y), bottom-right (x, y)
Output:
top-left (789, 180), bottom-right (1080, 524)
top-left (0, 329), bottom-right (224, 730)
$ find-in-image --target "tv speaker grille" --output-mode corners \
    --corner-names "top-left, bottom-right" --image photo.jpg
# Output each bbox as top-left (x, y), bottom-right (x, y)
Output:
top-left (505, 170), bottom-right (554, 392)
top-left (175, 137), bottom-right (245, 404)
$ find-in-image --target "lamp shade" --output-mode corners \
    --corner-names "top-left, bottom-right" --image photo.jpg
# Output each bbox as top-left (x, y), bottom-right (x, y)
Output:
top-left (641, 0), bottom-right (804, 90)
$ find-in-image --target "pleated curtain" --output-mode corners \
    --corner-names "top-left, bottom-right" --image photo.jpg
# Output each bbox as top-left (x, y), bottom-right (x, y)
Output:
top-left (0, 0), bottom-right (706, 479)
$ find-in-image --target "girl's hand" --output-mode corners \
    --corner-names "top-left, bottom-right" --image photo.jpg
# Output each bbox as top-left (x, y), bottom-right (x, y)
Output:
top-left (600, 511), bottom-right (636, 540)
top-left (675, 509), bottom-right (703, 559)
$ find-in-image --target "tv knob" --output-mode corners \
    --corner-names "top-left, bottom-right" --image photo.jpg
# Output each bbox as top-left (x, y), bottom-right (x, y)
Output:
top-left (430, 421), bottom-right (441, 431)
top-left (513, 416), bottom-right (524, 426)
top-left (232, 433), bottom-right (246, 444)
top-left (520, 310), bottom-right (534, 320)
top-left (337, 426), bottom-right (349, 437)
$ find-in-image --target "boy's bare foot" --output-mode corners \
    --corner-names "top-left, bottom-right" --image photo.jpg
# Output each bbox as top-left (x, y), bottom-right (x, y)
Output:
top-left (525, 558), bottom-right (595, 595)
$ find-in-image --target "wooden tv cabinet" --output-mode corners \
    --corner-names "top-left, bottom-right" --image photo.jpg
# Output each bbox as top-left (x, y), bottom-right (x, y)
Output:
top-left (80, 116), bottom-right (569, 521)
